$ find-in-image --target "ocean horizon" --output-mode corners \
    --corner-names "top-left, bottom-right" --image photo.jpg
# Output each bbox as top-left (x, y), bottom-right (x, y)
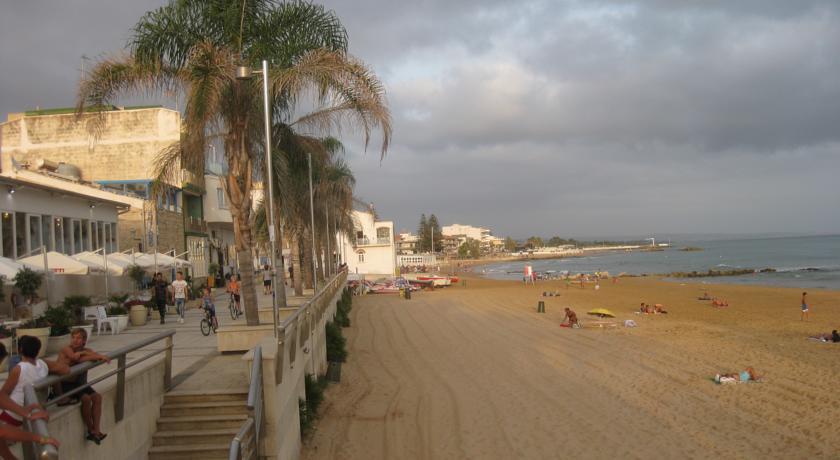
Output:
top-left (480, 234), bottom-right (840, 290)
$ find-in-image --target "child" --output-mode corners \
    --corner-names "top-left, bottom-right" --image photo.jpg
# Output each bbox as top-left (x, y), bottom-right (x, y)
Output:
top-left (0, 337), bottom-right (49, 428)
top-left (56, 328), bottom-right (110, 444)
top-left (201, 286), bottom-right (219, 330)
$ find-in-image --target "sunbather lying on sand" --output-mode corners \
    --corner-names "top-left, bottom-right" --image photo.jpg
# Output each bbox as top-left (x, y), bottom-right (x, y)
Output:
top-left (715, 367), bottom-right (761, 384)
top-left (698, 292), bottom-right (711, 300)
top-left (654, 304), bottom-right (668, 314)
top-left (711, 298), bottom-right (729, 307)
top-left (809, 330), bottom-right (840, 342)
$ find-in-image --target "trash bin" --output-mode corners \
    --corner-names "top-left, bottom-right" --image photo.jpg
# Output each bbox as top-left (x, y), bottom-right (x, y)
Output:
top-left (537, 301), bottom-right (545, 313)
top-left (405, 288), bottom-right (411, 300)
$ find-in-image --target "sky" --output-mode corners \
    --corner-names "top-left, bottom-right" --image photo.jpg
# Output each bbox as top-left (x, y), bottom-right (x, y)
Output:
top-left (2, 1), bottom-right (839, 239)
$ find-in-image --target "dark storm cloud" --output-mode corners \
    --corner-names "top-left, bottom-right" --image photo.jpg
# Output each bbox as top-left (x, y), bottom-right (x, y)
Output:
top-left (2, 1), bottom-right (839, 237)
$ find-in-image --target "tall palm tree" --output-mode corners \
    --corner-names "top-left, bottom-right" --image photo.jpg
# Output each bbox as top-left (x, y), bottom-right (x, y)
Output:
top-left (76, 0), bottom-right (391, 325)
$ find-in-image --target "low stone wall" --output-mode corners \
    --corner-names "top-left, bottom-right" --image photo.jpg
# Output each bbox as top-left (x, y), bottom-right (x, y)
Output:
top-left (44, 356), bottom-right (167, 460)
top-left (244, 271), bottom-right (345, 460)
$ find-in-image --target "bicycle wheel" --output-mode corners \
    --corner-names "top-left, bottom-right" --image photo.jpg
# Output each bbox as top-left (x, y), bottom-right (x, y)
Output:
top-left (229, 301), bottom-right (238, 320)
top-left (200, 318), bottom-right (211, 336)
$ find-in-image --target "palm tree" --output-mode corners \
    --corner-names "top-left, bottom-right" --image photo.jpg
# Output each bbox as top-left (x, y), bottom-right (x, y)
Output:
top-left (76, 0), bottom-right (391, 325)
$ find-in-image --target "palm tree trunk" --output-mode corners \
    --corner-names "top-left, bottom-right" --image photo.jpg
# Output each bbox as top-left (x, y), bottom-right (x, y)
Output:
top-left (226, 142), bottom-right (260, 326)
top-left (291, 233), bottom-right (303, 296)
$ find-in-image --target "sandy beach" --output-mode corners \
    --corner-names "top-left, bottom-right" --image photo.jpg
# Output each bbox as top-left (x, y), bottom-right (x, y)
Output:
top-left (302, 276), bottom-right (840, 459)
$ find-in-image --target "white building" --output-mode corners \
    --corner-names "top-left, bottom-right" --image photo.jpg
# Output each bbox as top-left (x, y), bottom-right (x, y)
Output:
top-left (339, 207), bottom-right (395, 276)
top-left (396, 232), bottom-right (419, 254)
top-left (442, 223), bottom-right (505, 254)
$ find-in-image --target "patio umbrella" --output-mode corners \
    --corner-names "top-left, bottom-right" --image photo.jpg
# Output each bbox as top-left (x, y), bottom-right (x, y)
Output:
top-left (73, 252), bottom-right (130, 276)
top-left (587, 308), bottom-right (615, 318)
top-left (0, 257), bottom-right (40, 280)
top-left (19, 251), bottom-right (102, 275)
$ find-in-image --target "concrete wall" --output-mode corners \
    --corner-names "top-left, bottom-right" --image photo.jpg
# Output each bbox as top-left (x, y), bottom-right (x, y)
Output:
top-left (44, 356), bottom-right (167, 460)
top-left (246, 271), bottom-right (346, 460)
top-left (1, 108), bottom-right (180, 182)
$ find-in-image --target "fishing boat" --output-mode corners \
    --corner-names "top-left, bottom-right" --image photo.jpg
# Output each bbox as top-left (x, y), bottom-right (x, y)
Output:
top-left (416, 275), bottom-right (451, 287)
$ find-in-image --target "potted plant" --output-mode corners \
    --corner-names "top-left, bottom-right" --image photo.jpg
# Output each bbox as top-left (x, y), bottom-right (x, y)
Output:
top-left (13, 267), bottom-right (43, 306)
top-left (42, 305), bottom-right (75, 355)
top-left (125, 299), bottom-right (148, 327)
top-left (207, 263), bottom-right (220, 288)
top-left (106, 305), bottom-right (129, 331)
top-left (108, 293), bottom-right (129, 308)
top-left (126, 264), bottom-right (146, 294)
top-left (16, 316), bottom-right (50, 357)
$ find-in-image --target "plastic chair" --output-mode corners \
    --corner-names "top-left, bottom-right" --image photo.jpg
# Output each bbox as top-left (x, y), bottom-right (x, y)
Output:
top-left (95, 306), bottom-right (120, 335)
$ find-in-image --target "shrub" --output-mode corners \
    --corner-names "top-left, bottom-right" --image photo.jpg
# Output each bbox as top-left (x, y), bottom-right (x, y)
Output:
top-left (124, 299), bottom-right (147, 307)
top-left (61, 295), bottom-right (93, 324)
top-left (126, 265), bottom-right (146, 290)
top-left (108, 293), bottom-right (129, 306)
top-left (335, 288), bottom-right (352, 327)
top-left (0, 325), bottom-right (12, 339)
top-left (106, 305), bottom-right (128, 316)
top-left (299, 374), bottom-right (328, 436)
top-left (208, 263), bottom-right (220, 276)
top-left (325, 321), bottom-right (347, 363)
top-left (20, 316), bottom-right (49, 329)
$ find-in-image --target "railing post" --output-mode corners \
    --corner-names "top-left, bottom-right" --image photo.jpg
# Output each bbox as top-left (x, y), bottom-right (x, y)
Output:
top-left (275, 328), bottom-right (285, 384)
top-left (164, 334), bottom-right (173, 390)
top-left (115, 354), bottom-right (127, 422)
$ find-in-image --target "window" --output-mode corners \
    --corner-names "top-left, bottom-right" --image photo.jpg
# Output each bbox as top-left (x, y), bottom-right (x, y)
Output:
top-left (109, 223), bottom-right (117, 253)
top-left (91, 220), bottom-right (99, 251)
top-left (2, 212), bottom-right (13, 258)
top-left (81, 219), bottom-right (90, 251)
top-left (216, 188), bottom-right (227, 209)
top-left (15, 212), bottom-right (26, 257)
top-left (29, 215), bottom-right (42, 254)
top-left (41, 215), bottom-right (52, 252)
top-left (53, 218), bottom-right (63, 254)
top-left (63, 218), bottom-right (72, 255)
top-left (72, 220), bottom-right (82, 254)
top-left (358, 253), bottom-right (364, 263)
top-left (125, 183), bottom-right (149, 199)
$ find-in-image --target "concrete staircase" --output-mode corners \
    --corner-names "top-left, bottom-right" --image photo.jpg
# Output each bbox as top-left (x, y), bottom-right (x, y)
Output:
top-left (148, 390), bottom-right (249, 460)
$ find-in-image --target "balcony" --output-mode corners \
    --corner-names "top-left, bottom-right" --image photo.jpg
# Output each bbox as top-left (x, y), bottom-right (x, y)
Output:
top-left (185, 215), bottom-right (208, 234)
top-left (355, 236), bottom-right (391, 247)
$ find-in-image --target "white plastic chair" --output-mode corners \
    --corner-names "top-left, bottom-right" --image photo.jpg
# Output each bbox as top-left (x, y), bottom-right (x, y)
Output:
top-left (95, 306), bottom-right (120, 335)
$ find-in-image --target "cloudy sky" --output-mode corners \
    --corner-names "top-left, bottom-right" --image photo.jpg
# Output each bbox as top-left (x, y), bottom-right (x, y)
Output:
top-left (2, 1), bottom-right (839, 239)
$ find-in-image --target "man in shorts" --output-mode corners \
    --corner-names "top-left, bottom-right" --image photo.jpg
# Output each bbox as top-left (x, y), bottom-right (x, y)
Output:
top-left (171, 271), bottom-right (189, 324)
top-left (262, 265), bottom-right (272, 295)
top-left (57, 328), bottom-right (110, 444)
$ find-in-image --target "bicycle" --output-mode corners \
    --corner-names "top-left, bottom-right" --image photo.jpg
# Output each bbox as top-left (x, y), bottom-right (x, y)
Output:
top-left (200, 307), bottom-right (218, 336)
top-left (228, 293), bottom-right (241, 320)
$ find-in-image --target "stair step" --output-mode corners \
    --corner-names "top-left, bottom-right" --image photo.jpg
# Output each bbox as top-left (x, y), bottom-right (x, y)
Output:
top-left (164, 389), bottom-right (248, 405)
top-left (153, 428), bottom-right (240, 447)
top-left (157, 414), bottom-right (247, 431)
top-left (160, 400), bottom-right (249, 417)
top-left (148, 443), bottom-right (230, 460)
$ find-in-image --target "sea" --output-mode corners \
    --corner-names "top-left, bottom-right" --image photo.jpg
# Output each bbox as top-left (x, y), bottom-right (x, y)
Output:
top-left (480, 234), bottom-right (840, 290)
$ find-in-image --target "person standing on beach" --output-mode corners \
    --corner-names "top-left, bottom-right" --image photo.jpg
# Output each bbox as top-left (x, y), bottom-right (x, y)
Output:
top-left (801, 292), bottom-right (809, 321)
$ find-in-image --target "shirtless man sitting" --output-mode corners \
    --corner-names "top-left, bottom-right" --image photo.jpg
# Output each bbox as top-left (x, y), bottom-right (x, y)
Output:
top-left (55, 328), bottom-right (111, 444)
top-left (562, 308), bottom-right (579, 328)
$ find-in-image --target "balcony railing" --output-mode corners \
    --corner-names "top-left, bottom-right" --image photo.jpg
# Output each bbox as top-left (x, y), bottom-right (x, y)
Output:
top-left (186, 216), bottom-right (208, 234)
top-left (355, 237), bottom-right (390, 246)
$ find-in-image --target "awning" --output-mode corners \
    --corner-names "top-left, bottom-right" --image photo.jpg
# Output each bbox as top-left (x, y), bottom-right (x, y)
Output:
top-left (19, 251), bottom-right (104, 275)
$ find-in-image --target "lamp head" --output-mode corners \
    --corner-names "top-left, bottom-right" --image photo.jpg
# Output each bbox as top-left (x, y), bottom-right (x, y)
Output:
top-left (236, 66), bottom-right (253, 80)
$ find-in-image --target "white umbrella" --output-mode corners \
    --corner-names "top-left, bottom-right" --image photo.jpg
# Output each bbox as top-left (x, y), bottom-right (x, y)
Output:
top-left (73, 252), bottom-right (130, 276)
top-left (19, 251), bottom-right (102, 275)
top-left (0, 257), bottom-right (40, 280)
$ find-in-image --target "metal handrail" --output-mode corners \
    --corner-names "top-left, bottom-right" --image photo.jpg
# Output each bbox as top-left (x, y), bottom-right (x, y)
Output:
top-left (281, 268), bottom-right (347, 328)
top-left (22, 330), bottom-right (176, 460)
top-left (230, 345), bottom-right (262, 460)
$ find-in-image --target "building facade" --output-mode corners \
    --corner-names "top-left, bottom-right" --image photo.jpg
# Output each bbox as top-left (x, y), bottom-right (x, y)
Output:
top-left (1, 106), bottom-right (210, 276)
top-left (339, 208), bottom-right (395, 276)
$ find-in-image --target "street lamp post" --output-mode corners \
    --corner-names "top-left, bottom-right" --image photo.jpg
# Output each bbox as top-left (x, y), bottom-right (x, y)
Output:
top-left (307, 152), bottom-right (318, 292)
top-left (236, 59), bottom-right (283, 335)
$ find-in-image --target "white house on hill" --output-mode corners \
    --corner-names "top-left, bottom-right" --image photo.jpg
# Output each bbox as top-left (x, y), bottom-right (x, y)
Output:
top-left (339, 206), bottom-right (395, 277)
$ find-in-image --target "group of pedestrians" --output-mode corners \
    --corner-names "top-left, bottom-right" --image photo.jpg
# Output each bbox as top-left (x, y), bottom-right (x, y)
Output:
top-left (149, 271), bottom-right (241, 325)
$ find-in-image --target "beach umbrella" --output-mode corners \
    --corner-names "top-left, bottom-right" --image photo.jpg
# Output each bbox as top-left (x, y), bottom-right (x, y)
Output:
top-left (587, 308), bottom-right (615, 318)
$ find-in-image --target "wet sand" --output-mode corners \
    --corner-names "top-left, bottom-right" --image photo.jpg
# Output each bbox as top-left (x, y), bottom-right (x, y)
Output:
top-left (303, 276), bottom-right (840, 459)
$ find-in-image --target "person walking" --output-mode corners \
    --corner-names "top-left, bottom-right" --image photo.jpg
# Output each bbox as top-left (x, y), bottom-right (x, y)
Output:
top-left (801, 291), bottom-right (809, 321)
top-left (171, 271), bottom-right (189, 324)
top-left (152, 273), bottom-right (169, 324)
top-left (262, 265), bottom-right (272, 295)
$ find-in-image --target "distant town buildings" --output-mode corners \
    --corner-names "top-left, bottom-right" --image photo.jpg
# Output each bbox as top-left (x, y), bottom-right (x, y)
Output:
top-left (441, 223), bottom-right (504, 256)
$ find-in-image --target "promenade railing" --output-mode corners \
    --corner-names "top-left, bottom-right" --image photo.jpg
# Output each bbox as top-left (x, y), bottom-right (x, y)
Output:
top-left (22, 330), bottom-right (175, 460)
top-left (228, 268), bottom-right (347, 459)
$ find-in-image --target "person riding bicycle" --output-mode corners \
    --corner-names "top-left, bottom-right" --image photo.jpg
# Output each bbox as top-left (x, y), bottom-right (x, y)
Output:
top-left (226, 274), bottom-right (242, 315)
top-left (200, 286), bottom-right (218, 330)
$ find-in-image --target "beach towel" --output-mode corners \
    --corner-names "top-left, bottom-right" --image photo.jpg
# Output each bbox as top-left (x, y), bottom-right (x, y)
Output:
top-left (624, 320), bottom-right (637, 327)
